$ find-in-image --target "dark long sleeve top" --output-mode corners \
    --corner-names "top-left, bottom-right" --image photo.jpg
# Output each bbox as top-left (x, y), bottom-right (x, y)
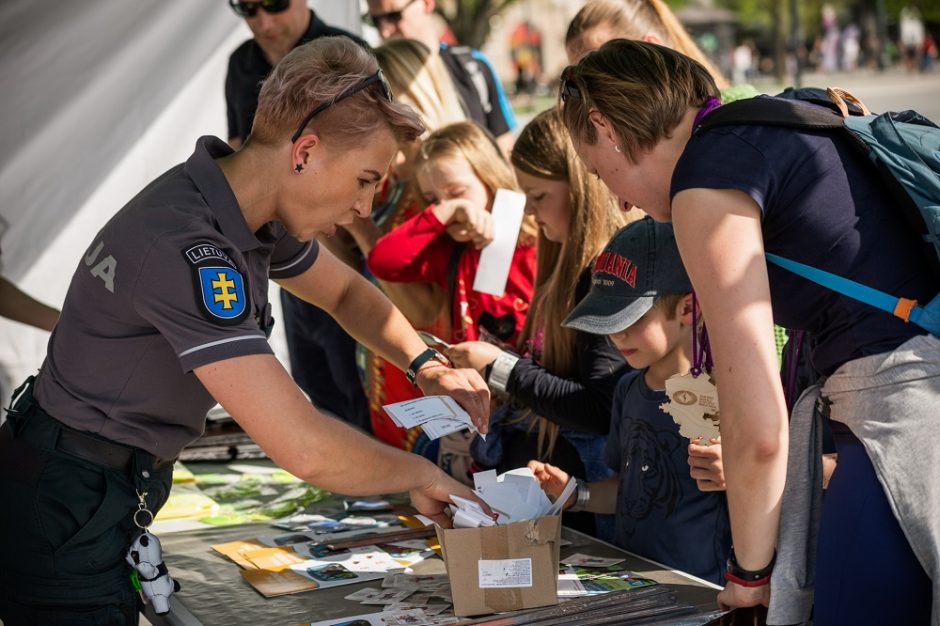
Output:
top-left (504, 270), bottom-right (630, 434)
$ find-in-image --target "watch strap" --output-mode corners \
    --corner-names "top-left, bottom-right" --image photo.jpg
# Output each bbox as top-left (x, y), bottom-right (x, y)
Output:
top-left (406, 348), bottom-right (448, 386)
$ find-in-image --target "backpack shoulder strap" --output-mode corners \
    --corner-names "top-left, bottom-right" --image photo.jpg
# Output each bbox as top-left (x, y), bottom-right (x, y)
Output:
top-left (766, 252), bottom-right (938, 335)
top-left (697, 96), bottom-right (846, 134)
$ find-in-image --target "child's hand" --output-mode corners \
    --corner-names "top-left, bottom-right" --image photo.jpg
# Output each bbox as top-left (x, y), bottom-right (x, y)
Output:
top-left (527, 460), bottom-right (572, 505)
top-left (433, 199), bottom-right (494, 249)
top-left (444, 341), bottom-right (502, 375)
top-left (688, 437), bottom-right (725, 491)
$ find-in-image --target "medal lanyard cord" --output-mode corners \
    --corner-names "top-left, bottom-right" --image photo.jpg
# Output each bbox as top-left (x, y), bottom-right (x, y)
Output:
top-left (688, 97), bottom-right (720, 379)
top-left (690, 292), bottom-right (713, 377)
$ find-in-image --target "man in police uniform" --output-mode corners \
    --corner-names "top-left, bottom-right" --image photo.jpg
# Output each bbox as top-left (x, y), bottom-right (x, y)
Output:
top-left (0, 37), bottom-right (489, 624)
top-left (226, 0), bottom-right (372, 432)
top-left (365, 0), bottom-right (517, 156)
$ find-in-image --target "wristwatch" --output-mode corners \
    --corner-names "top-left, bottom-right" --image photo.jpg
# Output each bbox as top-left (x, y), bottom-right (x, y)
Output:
top-left (724, 547), bottom-right (776, 587)
top-left (406, 348), bottom-right (449, 386)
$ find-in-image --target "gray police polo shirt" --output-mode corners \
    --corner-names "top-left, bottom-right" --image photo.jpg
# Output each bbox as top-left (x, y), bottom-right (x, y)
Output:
top-left (35, 136), bottom-right (319, 460)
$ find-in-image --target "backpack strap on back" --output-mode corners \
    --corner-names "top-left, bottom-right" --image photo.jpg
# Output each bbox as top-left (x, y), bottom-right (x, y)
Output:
top-left (696, 95), bottom-right (845, 134)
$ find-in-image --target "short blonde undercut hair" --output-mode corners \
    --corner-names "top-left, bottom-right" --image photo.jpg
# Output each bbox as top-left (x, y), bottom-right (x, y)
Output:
top-left (251, 37), bottom-right (425, 147)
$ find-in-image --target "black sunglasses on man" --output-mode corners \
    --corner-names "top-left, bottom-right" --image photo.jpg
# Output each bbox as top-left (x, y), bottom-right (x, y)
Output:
top-left (229, 0), bottom-right (290, 19)
top-left (365, 0), bottom-right (420, 29)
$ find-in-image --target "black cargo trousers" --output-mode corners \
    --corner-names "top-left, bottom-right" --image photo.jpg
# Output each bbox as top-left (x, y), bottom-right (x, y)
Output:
top-left (0, 377), bottom-right (173, 625)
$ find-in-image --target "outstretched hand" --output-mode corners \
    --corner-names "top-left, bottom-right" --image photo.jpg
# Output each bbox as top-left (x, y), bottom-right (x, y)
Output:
top-left (527, 460), bottom-right (572, 505)
top-left (444, 341), bottom-right (502, 375)
top-left (410, 462), bottom-right (494, 527)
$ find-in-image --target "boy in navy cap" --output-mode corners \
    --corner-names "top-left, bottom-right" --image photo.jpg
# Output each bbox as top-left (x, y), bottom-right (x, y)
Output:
top-left (529, 217), bottom-right (731, 584)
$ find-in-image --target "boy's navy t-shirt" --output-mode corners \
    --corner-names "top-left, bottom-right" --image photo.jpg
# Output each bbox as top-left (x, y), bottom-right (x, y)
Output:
top-left (605, 371), bottom-right (731, 584)
top-left (671, 111), bottom-right (935, 375)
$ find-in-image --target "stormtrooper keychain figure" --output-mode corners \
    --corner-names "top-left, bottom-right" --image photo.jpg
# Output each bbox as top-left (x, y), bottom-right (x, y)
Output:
top-left (660, 293), bottom-right (721, 442)
top-left (125, 489), bottom-right (180, 615)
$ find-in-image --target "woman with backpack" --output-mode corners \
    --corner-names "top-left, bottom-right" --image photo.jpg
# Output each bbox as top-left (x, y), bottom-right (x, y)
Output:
top-left (560, 39), bottom-right (938, 625)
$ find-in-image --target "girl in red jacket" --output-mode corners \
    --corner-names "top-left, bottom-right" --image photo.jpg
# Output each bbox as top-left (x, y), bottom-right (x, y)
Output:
top-left (368, 121), bottom-right (537, 346)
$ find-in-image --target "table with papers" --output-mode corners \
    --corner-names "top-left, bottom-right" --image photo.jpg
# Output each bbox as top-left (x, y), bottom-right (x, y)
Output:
top-left (143, 520), bottom-right (752, 626)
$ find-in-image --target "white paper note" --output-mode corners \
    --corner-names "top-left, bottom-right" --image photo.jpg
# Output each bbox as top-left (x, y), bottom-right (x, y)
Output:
top-left (473, 188), bottom-right (526, 296)
top-left (382, 396), bottom-right (480, 441)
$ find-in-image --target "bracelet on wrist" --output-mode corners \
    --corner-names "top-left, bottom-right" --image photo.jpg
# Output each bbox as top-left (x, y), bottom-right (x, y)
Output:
top-left (567, 478), bottom-right (590, 513)
top-left (486, 351), bottom-right (519, 393)
top-left (724, 571), bottom-right (771, 588)
top-left (724, 547), bottom-right (775, 587)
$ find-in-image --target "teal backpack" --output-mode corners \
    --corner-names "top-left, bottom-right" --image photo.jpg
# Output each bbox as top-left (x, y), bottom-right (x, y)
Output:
top-left (697, 88), bottom-right (940, 337)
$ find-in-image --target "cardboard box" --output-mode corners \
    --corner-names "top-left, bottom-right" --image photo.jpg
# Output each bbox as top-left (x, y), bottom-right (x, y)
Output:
top-left (436, 515), bottom-right (561, 617)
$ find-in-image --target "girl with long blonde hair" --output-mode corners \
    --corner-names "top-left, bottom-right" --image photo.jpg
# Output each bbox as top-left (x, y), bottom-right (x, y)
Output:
top-left (444, 109), bottom-right (633, 534)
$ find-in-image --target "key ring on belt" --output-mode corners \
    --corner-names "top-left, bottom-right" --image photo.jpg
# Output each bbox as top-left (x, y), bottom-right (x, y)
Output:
top-left (134, 489), bottom-right (154, 529)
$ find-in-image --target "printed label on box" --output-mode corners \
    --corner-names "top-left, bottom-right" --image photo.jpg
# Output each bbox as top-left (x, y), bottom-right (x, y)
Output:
top-left (478, 558), bottom-right (533, 588)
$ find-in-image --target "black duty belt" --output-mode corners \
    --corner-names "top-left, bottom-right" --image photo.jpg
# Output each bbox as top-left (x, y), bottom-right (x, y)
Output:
top-left (54, 427), bottom-right (175, 473)
top-left (56, 427), bottom-right (136, 472)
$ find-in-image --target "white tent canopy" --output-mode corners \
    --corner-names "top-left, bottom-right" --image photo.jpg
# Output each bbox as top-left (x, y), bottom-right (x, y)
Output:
top-left (0, 1), bottom-right (363, 401)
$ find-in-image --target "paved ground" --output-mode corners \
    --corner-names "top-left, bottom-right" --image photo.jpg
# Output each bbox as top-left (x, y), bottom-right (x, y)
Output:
top-left (512, 67), bottom-right (940, 126)
top-left (762, 67), bottom-right (940, 121)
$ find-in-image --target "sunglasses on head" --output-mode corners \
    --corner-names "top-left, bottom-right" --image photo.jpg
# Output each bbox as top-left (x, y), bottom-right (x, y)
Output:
top-left (229, 0), bottom-right (290, 19)
top-left (365, 0), bottom-right (419, 28)
top-left (559, 66), bottom-right (581, 103)
top-left (291, 70), bottom-right (394, 143)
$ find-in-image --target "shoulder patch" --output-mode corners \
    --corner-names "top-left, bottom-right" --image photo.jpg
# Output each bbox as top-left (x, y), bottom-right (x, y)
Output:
top-left (183, 243), bottom-right (250, 326)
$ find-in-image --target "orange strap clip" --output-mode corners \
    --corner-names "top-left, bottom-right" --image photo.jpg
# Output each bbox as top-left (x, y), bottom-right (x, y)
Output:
top-left (893, 297), bottom-right (919, 323)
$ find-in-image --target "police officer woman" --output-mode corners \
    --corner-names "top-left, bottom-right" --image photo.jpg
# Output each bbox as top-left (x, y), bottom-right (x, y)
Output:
top-left (0, 36), bottom-right (490, 624)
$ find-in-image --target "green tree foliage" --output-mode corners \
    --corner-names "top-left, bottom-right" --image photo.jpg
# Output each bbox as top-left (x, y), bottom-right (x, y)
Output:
top-left (884, 0), bottom-right (940, 24)
top-left (435, 0), bottom-right (524, 48)
top-left (691, 0), bottom-right (938, 42)
top-left (438, 0), bottom-right (936, 51)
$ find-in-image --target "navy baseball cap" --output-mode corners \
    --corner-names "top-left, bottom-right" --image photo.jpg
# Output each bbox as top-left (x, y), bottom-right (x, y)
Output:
top-left (563, 217), bottom-right (692, 334)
